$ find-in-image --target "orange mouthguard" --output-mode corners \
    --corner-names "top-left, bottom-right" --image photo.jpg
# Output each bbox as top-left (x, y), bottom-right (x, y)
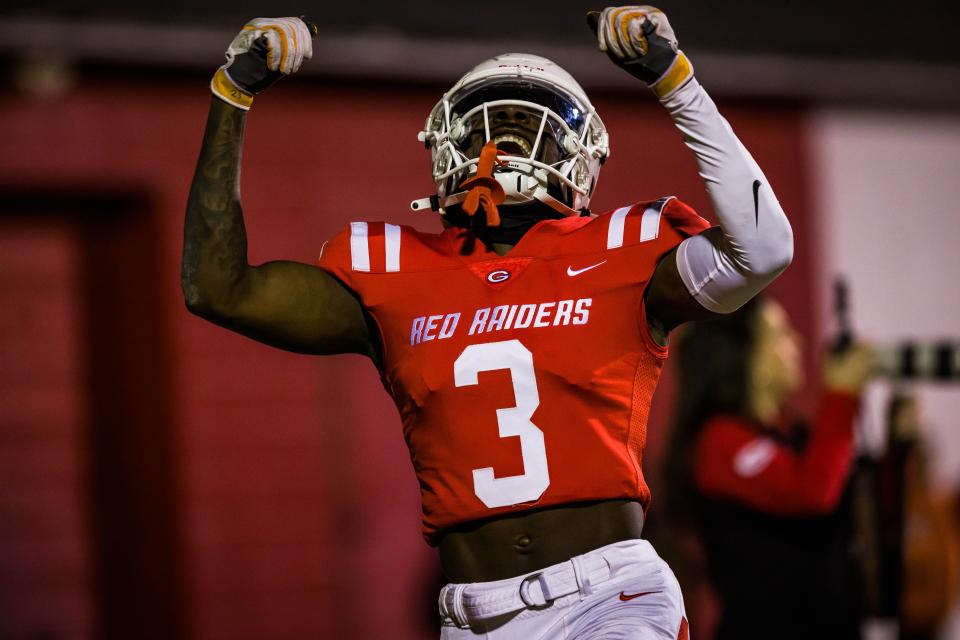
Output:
top-left (460, 140), bottom-right (507, 227)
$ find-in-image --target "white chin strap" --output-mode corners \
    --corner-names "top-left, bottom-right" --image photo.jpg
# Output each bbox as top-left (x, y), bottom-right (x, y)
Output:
top-left (530, 187), bottom-right (579, 216)
top-left (410, 170), bottom-right (581, 217)
top-left (409, 189), bottom-right (578, 217)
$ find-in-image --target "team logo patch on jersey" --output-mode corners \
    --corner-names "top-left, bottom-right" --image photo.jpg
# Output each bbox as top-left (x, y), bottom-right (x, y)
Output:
top-left (467, 257), bottom-right (532, 288)
top-left (487, 269), bottom-right (511, 283)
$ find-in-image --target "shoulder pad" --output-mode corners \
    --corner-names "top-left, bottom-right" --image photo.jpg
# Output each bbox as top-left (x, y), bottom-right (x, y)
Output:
top-left (317, 221), bottom-right (403, 288)
top-left (602, 197), bottom-right (709, 251)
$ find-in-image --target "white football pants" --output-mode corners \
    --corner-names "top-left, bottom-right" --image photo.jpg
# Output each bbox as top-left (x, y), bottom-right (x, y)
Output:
top-left (438, 539), bottom-right (688, 640)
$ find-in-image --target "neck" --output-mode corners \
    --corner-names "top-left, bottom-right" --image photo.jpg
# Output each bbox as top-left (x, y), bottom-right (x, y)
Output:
top-left (444, 202), bottom-right (565, 249)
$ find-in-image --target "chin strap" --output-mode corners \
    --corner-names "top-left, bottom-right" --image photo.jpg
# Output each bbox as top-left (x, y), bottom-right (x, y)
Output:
top-left (409, 141), bottom-right (587, 219)
top-left (459, 140), bottom-right (507, 227)
top-left (531, 186), bottom-right (580, 217)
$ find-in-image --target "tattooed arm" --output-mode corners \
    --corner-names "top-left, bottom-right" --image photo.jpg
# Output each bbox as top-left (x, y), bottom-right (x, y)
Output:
top-left (181, 98), bottom-right (375, 357)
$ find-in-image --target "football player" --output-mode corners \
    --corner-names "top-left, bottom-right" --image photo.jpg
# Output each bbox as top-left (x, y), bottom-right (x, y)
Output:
top-left (182, 7), bottom-right (793, 638)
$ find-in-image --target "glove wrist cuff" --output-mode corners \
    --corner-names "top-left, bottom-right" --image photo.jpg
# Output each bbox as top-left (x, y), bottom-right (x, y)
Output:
top-left (211, 67), bottom-right (254, 111)
top-left (651, 51), bottom-right (694, 99)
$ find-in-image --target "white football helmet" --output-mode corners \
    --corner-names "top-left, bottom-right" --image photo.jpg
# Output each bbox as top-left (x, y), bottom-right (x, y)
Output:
top-left (411, 53), bottom-right (610, 219)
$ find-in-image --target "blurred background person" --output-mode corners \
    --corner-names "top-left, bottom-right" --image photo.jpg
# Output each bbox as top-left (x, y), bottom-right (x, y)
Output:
top-left (661, 296), bottom-right (875, 639)
top-left (883, 393), bottom-right (960, 640)
top-left (2, 3), bottom-right (959, 639)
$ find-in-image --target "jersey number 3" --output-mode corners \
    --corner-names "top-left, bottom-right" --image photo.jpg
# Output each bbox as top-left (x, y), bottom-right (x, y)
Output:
top-left (454, 339), bottom-right (550, 508)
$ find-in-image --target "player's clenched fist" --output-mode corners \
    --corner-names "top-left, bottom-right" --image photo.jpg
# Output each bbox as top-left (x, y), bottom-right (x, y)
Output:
top-left (587, 6), bottom-right (693, 99)
top-left (211, 17), bottom-right (316, 111)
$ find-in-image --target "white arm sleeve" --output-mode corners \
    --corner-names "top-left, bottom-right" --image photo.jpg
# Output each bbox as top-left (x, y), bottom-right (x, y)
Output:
top-left (663, 78), bottom-right (794, 313)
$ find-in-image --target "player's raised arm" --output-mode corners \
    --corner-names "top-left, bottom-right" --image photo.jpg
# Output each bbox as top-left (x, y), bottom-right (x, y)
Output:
top-left (182, 18), bottom-right (375, 357)
top-left (588, 7), bottom-right (794, 332)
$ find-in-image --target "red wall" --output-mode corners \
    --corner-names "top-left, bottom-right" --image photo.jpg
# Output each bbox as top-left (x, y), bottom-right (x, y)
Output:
top-left (0, 221), bottom-right (94, 640)
top-left (0, 77), bottom-right (812, 639)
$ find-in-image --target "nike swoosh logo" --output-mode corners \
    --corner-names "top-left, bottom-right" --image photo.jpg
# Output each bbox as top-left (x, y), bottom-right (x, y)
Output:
top-left (619, 590), bottom-right (660, 601)
top-left (753, 179), bottom-right (762, 226)
top-left (567, 260), bottom-right (607, 277)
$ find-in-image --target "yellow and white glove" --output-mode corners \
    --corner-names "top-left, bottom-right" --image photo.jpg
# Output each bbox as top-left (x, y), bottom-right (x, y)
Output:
top-left (211, 17), bottom-right (316, 111)
top-left (588, 6), bottom-right (693, 99)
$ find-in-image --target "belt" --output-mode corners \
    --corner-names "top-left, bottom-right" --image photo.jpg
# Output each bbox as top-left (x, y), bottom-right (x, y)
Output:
top-left (438, 542), bottom-right (623, 629)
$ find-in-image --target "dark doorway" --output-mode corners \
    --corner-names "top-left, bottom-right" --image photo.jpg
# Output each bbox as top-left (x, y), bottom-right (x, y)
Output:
top-left (0, 188), bottom-right (188, 640)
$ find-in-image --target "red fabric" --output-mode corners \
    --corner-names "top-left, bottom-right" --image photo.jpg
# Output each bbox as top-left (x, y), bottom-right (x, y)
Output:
top-left (693, 392), bottom-right (860, 515)
top-left (661, 197), bottom-right (711, 238)
top-left (318, 201), bottom-right (709, 541)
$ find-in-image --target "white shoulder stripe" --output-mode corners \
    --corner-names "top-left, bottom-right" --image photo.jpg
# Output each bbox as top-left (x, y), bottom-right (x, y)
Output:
top-left (640, 203), bottom-right (663, 242)
top-left (384, 223), bottom-right (401, 272)
top-left (349, 221), bottom-right (370, 272)
top-left (606, 205), bottom-right (631, 250)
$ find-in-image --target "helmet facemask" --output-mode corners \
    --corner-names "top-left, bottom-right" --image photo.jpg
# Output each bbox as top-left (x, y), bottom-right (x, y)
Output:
top-left (454, 98), bottom-right (568, 210)
top-left (416, 65), bottom-right (609, 237)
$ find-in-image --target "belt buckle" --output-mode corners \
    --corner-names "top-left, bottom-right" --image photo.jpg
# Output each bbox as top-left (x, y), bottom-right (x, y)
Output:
top-left (440, 584), bottom-right (471, 629)
top-left (518, 571), bottom-right (550, 607)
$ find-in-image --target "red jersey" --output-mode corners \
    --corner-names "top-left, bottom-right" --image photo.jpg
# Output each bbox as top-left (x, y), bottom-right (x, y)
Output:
top-left (317, 198), bottom-right (709, 542)
top-left (693, 391), bottom-right (860, 515)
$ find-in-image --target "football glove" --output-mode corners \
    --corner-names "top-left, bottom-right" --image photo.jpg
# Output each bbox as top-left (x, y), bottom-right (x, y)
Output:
top-left (211, 17), bottom-right (316, 111)
top-left (587, 6), bottom-right (693, 99)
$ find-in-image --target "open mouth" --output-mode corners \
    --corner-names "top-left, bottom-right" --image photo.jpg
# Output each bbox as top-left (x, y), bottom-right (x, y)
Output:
top-left (492, 133), bottom-right (532, 157)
